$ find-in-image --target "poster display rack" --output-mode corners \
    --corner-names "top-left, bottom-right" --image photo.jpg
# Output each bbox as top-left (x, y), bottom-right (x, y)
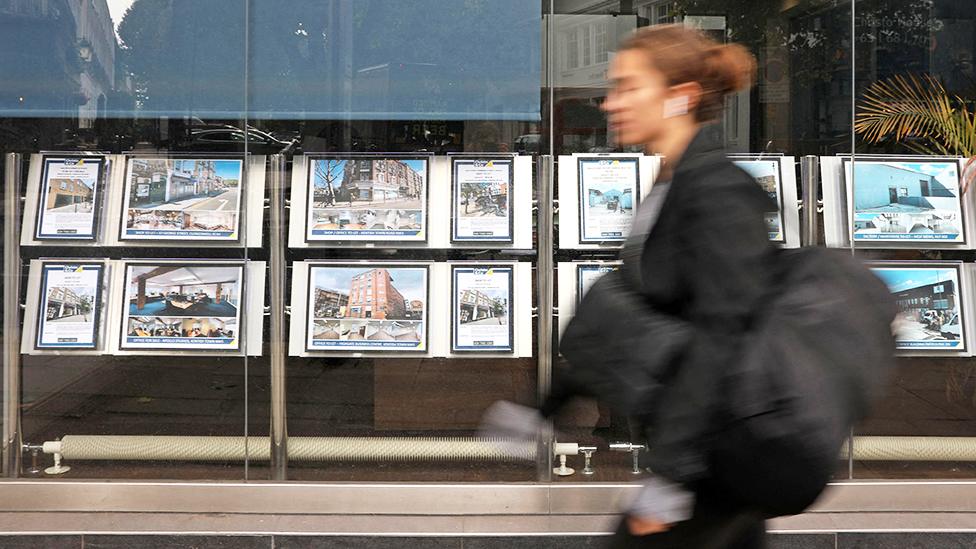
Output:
top-left (20, 152), bottom-right (267, 248)
top-left (20, 259), bottom-right (266, 357)
top-left (287, 154), bottom-right (534, 249)
top-left (821, 155), bottom-right (975, 249)
top-left (288, 260), bottom-right (534, 358)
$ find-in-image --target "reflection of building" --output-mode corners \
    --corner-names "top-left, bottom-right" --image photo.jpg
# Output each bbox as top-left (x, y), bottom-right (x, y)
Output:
top-left (341, 159), bottom-right (423, 202)
top-left (346, 268), bottom-right (406, 320)
top-left (406, 299), bottom-right (425, 318)
top-left (314, 288), bottom-right (349, 317)
top-left (46, 287), bottom-right (87, 319)
top-left (587, 188), bottom-right (633, 209)
top-left (892, 278), bottom-right (957, 319)
top-left (459, 289), bottom-right (505, 322)
top-left (130, 160), bottom-right (222, 206)
top-left (855, 164), bottom-right (954, 211)
top-left (46, 179), bottom-right (93, 209)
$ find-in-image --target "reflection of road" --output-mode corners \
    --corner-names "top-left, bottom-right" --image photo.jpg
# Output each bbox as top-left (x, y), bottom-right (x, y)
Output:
top-left (48, 314), bottom-right (90, 323)
top-left (898, 318), bottom-right (945, 341)
top-left (315, 197), bottom-right (420, 210)
top-left (464, 316), bottom-right (508, 326)
top-left (48, 203), bottom-right (93, 213)
top-left (186, 190), bottom-right (239, 211)
top-left (587, 207), bottom-right (633, 221)
top-left (141, 189), bottom-right (239, 211)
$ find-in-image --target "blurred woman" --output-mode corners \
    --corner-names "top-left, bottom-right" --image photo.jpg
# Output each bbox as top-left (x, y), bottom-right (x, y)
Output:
top-left (588, 25), bottom-right (775, 548)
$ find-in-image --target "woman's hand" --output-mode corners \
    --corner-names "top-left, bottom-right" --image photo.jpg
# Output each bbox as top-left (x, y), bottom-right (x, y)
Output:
top-left (626, 514), bottom-right (671, 536)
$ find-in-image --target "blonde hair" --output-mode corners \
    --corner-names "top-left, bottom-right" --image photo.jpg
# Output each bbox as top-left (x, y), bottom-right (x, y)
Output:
top-left (619, 25), bottom-right (756, 122)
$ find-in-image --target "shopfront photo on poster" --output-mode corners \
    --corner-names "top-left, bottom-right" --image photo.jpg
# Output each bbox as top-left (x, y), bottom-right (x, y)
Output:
top-left (577, 157), bottom-right (639, 243)
top-left (121, 263), bottom-right (243, 350)
top-left (452, 266), bottom-right (513, 352)
top-left (452, 158), bottom-right (513, 242)
top-left (36, 263), bottom-right (103, 349)
top-left (871, 265), bottom-right (965, 350)
top-left (577, 264), bottom-right (620, 305)
top-left (732, 159), bottom-right (784, 242)
top-left (846, 159), bottom-right (964, 243)
top-left (35, 156), bottom-right (104, 240)
top-left (306, 265), bottom-right (428, 351)
top-left (120, 158), bottom-right (244, 241)
top-left (306, 157), bottom-right (427, 242)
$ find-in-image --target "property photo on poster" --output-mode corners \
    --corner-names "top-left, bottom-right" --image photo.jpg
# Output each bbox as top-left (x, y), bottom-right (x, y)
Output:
top-left (121, 263), bottom-right (243, 350)
top-left (871, 265), bottom-right (965, 350)
top-left (121, 158), bottom-right (244, 241)
top-left (577, 157), bottom-right (639, 243)
top-left (452, 158), bottom-right (513, 242)
top-left (732, 159), bottom-right (784, 242)
top-left (36, 263), bottom-right (103, 349)
top-left (577, 264), bottom-right (620, 305)
top-left (306, 265), bottom-right (428, 351)
top-left (306, 157), bottom-right (427, 241)
top-left (452, 266), bottom-right (513, 352)
top-left (35, 156), bottom-right (104, 240)
top-left (846, 159), bottom-right (964, 243)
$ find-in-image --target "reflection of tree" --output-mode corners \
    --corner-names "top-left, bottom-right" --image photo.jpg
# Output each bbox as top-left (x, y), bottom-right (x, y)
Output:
top-left (314, 160), bottom-right (343, 205)
top-left (78, 295), bottom-right (93, 321)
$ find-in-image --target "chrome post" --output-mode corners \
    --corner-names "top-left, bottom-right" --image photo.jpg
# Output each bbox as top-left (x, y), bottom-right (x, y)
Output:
top-left (800, 155), bottom-right (820, 247)
top-left (536, 154), bottom-right (555, 482)
top-left (3, 153), bottom-right (23, 477)
top-left (268, 154), bottom-right (288, 480)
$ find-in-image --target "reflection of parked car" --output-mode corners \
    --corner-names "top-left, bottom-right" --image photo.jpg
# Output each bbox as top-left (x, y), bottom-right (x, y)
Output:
top-left (941, 313), bottom-right (961, 340)
top-left (172, 126), bottom-right (300, 155)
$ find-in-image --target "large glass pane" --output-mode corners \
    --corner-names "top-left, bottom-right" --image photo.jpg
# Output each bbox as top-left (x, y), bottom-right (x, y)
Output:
top-left (1, 0), bottom-right (253, 480)
top-left (852, 0), bottom-right (976, 479)
top-left (245, 0), bottom-right (546, 482)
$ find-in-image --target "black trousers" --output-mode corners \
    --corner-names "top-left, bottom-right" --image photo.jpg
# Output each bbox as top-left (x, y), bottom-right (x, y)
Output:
top-left (607, 494), bottom-right (766, 549)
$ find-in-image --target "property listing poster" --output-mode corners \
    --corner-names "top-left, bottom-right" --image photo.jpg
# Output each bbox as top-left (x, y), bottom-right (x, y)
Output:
top-left (36, 263), bottom-right (103, 349)
top-left (306, 265), bottom-right (428, 351)
top-left (732, 159), bottom-right (784, 242)
top-left (121, 263), bottom-right (243, 350)
top-left (871, 265), bottom-right (965, 350)
top-left (452, 158), bottom-right (513, 242)
top-left (452, 266), bottom-right (513, 352)
top-left (577, 157), bottom-right (639, 243)
top-left (846, 159), bottom-right (964, 243)
top-left (35, 156), bottom-right (104, 240)
top-left (121, 158), bottom-right (244, 240)
top-left (577, 264), bottom-right (620, 305)
top-left (306, 157), bottom-right (428, 242)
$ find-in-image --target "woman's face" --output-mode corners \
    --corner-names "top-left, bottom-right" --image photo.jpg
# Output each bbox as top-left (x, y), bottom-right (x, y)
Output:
top-left (601, 49), bottom-right (675, 147)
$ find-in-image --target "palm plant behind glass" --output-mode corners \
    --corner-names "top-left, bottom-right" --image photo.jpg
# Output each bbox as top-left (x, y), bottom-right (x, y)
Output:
top-left (855, 73), bottom-right (976, 192)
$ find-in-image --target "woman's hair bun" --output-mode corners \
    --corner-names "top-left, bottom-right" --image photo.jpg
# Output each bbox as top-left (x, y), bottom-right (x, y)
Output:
top-left (706, 43), bottom-right (757, 95)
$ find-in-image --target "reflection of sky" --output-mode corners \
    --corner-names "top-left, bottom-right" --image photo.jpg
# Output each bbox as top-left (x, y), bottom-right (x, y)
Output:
top-left (313, 159), bottom-right (346, 189)
top-left (857, 161), bottom-right (959, 192)
top-left (734, 160), bottom-right (778, 180)
top-left (314, 267), bottom-right (426, 301)
top-left (214, 160), bottom-right (243, 180)
top-left (872, 268), bottom-right (957, 293)
top-left (402, 159), bottom-right (427, 177)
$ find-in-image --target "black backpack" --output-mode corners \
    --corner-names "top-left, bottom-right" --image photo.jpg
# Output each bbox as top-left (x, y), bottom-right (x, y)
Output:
top-left (709, 248), bottom-right (896, 515)
top-left (560, 247), bottom-right (896, 516)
